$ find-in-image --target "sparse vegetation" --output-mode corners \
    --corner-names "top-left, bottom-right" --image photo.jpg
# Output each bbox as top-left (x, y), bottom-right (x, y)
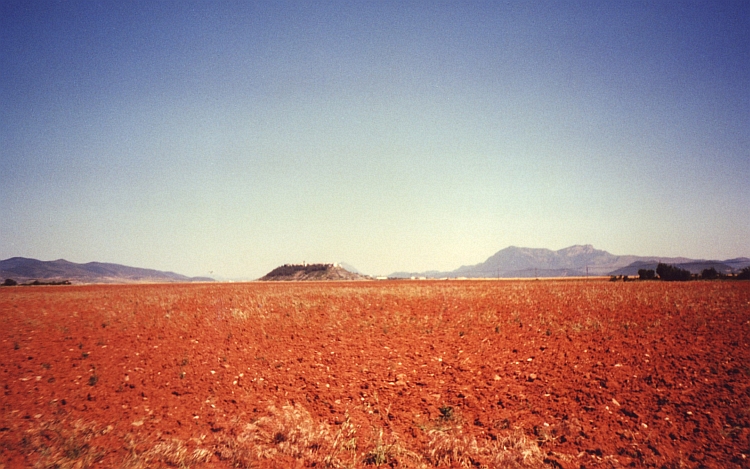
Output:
top-left (216, 403), bottom-right (422, 467)
top-left (236, 403), bottom-right (330, 461)
top-left (2, 280), bottom-right (748, 468)
top-left (362, 427), bottom-right (415, 466)
top-left (19, 420), bottom-right (109, 469)
top-left (17, 403), bottom-right (547, 468)
top-left (144, 439), bottom-right (213, 467)
top-left (427, 426), bottom-right (545, 468)
top-left (438, 405), bottom-right (454, 422)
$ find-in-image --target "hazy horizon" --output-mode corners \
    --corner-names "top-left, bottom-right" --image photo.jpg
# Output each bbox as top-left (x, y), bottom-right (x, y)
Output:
top-left (2, 2), bottom-right (748, 279)
top-left (2, 242), bottom-right (749, 281)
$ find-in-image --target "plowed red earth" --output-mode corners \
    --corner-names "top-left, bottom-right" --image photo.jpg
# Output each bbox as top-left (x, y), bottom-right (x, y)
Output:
top-left (2, 280), bottom-right (750, 468)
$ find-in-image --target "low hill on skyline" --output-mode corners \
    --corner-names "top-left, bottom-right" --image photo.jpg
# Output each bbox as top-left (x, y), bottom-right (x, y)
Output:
top-left (0, 257), bottom-right (213, 284)
top-left (258, 263), bottom-right (370, 281)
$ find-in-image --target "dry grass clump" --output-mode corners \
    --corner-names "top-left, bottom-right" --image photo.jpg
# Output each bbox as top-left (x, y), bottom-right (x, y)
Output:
top-left (238, 403), bottom-right (331, 460)
top-left (426, 428), bottom-right (479, 467)
top-left (489, 431), bottom-right (546, 468)
top-left (24, 419), bottom-right (108, 469)
top-left (145, 439), bottom-right (213, 466)
top-left (363, 427), bottom-right (421, 466)
top-left (218, 403), bottom-right (426, 468)
top-left (427, 427), bottom-right (546, 468)
top-left (324, 412), bottom-right (359, 467)
top-left (119, 436), bottom-right (213, 468)
top-left (220, 402), bottom-right (359, 468)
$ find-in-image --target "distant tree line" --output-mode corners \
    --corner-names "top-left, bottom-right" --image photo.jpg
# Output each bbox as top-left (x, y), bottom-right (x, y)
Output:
top-left (637, 269), bottom-right (656, 280)
top-left (655, 263), bottom-right (692, 281)
top-left (612, 263), bottom-right (750, 282)
top-left (1, 278), bottom-right (72, 286)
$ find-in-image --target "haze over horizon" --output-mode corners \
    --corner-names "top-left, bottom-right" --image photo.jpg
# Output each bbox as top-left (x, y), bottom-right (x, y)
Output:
top-left (2, 1), bottom-right (749, 279)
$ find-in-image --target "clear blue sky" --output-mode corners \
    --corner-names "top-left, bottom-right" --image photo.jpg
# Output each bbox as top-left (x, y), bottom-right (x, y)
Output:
top-left (1, 1), bottom-right (748, 278)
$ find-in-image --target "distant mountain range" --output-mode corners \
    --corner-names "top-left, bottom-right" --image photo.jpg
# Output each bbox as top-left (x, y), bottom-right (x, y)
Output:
top-left (0, 257), bottom-right (213, 284)
top-left (4, 247), bottom-right (748, 284)
top-left (389, 245), bottom-right (750, 279)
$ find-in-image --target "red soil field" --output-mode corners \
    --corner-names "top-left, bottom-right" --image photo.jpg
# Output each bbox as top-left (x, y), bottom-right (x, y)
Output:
top-left (1, 280), bottom-right (749, 468)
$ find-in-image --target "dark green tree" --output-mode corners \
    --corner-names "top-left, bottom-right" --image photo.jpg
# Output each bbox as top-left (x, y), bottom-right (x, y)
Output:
top-left (638, 269), bottom-right (656, 280)
top-left (656, 263), bottom-right (692, 281)
top-left (700, 267), bottom-right (719, 280)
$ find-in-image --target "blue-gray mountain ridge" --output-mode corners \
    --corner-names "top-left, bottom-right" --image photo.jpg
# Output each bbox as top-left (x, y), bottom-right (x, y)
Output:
top-left (0, 257), bottom-right (213, 284)
top-left (388, 245), bottom-right (750, 279)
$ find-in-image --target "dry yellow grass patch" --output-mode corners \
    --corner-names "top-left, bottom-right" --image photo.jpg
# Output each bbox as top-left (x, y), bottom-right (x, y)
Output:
top-left (219, 403), bottom-right (360, 468)
top-left (237, 403), bottom-right (331, 460)
top-left (427, 427), bottom-right (546, 468)
top-left (146, 439), bottom-right (213, 466)
top-left (23, 419), bottom-right (108, 469)
top-left (20, 405), bottom-right (546, 468)
top-left (362, 427), bottom-right (421, 466)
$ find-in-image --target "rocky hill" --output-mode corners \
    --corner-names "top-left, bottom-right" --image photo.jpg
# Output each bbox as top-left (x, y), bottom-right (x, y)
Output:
top-left (258, 263), bottom-right (370, 281)
top-left (0, 257), bottom-right (213, 284)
